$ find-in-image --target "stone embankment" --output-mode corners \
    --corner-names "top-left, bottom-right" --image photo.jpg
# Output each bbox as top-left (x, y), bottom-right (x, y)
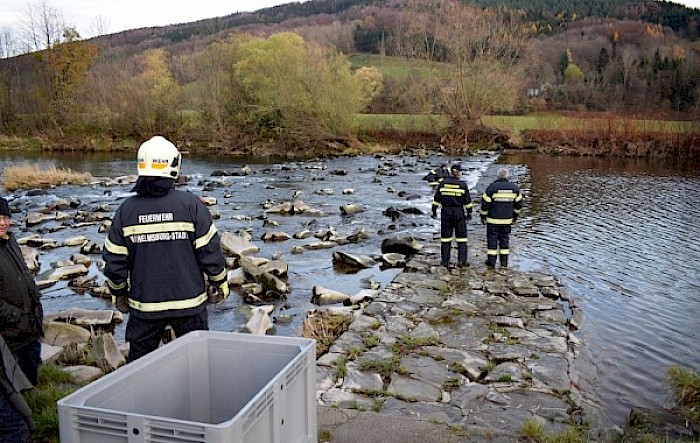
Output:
top-left (315, 238), bottom-right (609, 441)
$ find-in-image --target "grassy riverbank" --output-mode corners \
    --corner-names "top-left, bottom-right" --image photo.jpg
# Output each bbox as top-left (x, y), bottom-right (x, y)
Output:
top-left (24, 364), bottom-right (81, 443)
top-left (354, 113), bottom-right (699, 136)
top-left (354, 112), bottom-right (699, 158)
top-left (2, 112), bottom-right (696, 158)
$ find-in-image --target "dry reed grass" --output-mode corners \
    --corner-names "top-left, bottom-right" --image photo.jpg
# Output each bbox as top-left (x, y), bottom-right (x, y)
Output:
top-left (2, 163), bottom-right (93, 191)
top-left (526, 114), bottom-right (699, 143)
top-left (525, 117), bottom-right (700, 158)
top-left (301, 310), bottom-right (353, 357)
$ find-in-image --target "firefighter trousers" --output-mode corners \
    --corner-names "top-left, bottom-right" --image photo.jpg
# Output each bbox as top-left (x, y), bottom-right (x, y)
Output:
top-left (486, 224), bottom-right (511, 266)
top-left (440, 206), bottom-right (468, 265)
top-left (125, 309), bottom-right (208, 362)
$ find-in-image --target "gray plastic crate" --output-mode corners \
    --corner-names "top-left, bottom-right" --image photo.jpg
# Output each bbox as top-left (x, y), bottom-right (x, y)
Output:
top-left (58, 331), bottom-right (316, 443)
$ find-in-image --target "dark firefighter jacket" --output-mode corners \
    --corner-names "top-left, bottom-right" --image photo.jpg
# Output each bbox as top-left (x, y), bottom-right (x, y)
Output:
top-left (479, 178), bottom-right (523, 224)
top-left (103, 188), bottom-right (226, 319)
top-left (423, 167), bottom-right (450, 186)
top-left (432, 176), bottom-right (473, 213)
top-left (0, 233), bottom-right (43, 352)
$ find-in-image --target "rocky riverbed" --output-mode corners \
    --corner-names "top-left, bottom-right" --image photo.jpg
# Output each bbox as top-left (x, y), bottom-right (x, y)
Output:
top-left (8, 150), bottom-right (697, 440)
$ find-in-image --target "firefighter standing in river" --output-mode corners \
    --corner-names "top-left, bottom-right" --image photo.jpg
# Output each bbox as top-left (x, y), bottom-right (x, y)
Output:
top-left (479, 167), bottom-right (523, 268)
top-left (103, 136), bottom-right (229, 362)
top-left (432, 164), bottom-right (473, 268)
top-left (423, 163), bottom-right (450, 187)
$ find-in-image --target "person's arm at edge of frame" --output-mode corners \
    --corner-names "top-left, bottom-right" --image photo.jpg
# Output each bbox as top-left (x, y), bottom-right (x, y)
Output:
top-left (191, 195), bottom-right (228, 304)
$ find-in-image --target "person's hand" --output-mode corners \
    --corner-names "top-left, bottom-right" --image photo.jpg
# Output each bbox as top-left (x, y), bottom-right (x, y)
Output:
top-left (480, 215), bottom-right (486, 225)
top-left (512, 214), bottom-right (519, 224)
top-left (112, 295), bottom-right (130, 313)
top-left (108, 284), bottom-right (130, 313)
top-left (208, 280), bottom-right (230, 304)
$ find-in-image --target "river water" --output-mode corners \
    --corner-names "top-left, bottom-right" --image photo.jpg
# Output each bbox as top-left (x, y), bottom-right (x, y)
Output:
top-left (502, 153), bottom-right (700, 426)
top-left (1, 149), bottom-right (697, 426)
top-left (0, 149), bottom-right (495, 339)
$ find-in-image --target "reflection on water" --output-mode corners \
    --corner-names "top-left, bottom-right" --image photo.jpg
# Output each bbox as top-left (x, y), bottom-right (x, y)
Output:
top-left (505, 153), bottom-right (700, 425)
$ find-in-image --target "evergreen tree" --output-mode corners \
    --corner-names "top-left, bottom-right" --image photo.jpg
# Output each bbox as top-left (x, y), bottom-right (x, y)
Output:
top-left (597, 47), bottom-right (610, 74)
top-left (652, 49), bottom-right (664, 74)
top-left (559, 49), bottom-right (571, 76)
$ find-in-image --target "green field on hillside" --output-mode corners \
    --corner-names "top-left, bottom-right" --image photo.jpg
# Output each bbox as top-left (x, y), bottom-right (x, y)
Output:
top-left (485, 114), bottom-right (698, 134)
top-left (349, 53), bottom-right (450, 78)
top-left (353, 113), bottom-right (449, 133)
top-left (354, 113), bottom-right (699, 135)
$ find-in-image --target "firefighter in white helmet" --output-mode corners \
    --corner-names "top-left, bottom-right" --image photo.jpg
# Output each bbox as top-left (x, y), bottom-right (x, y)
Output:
top-left (103, 136), bottom-right (228, 362)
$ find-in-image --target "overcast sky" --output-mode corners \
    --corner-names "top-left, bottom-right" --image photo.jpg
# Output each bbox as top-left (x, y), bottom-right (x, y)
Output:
top-left (0, 0), bottom-right (698, 38)
top-left (0, 0), bottom-right (305, 37)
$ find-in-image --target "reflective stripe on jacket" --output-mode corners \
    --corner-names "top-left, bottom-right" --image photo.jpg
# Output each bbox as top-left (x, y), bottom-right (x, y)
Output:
top-left (433, 176), bottom-right (473, 213)
top-left (423, 167), bottom-right (450, 186)
top-left (103, 189), bottom-right (226, 319)
top-left (479, 178), bottom-right (523, 224)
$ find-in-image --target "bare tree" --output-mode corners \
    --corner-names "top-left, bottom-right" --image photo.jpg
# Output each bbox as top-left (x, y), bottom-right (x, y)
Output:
top-left (396, 0), bottom-right (532, 146)
top-left (21, 0), bottom-right (65, 52)
top-left (619, 45), bottom-right (638, 88)
top-left (0, 27), bottom-right (18, 58)
top-left (89, 15), bottom-right (111, 38)
top-left (295, 21), bottom-right (357, 54)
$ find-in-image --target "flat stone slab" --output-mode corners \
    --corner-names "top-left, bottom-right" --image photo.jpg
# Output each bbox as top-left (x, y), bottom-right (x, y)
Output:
top-left (381, 397), bottom-right (463, 423)
top-left (388, 374), bottom-right (442, 402)
top-left (342, 364), bottom-right (384, 392)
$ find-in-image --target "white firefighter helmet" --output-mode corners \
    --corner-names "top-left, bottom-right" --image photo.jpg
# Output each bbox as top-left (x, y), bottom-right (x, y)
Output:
top-left (137, 136), bottom-right (181, 179)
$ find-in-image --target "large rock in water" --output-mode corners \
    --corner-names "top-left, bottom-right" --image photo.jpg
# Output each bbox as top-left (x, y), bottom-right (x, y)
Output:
top-left (44, 308), bottom-right (123, 333)
top-left (259, 259), bottom-right (288, 278)
top-left (20, 246), bottom-right (40, 273)
top-left (381, 235), bottom-right (423, 256)
top-left (245, 305), bottom-right (275, 335)
top-left (43, 321), bottom-right (92, 347)
top-left (238, 256), bottom-right (288, 294)
top-left (47, 264), bottom-right (89, 282)
top-left (311, 286), bottom-right (350, 305)
top-left (381, 252), bottom-right (407, 268)
top-left (332, 251), bottom-right (376, 270)
top-left (220, 231), bottom-right (259, 256)
top-left (90, 333), bottom-right (126, 372)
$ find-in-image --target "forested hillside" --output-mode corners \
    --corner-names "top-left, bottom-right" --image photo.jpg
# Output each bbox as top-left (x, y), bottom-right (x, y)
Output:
top-left (89, 0), bottom-right (699, 53)
top-left (472, 0), bottom-right (699, 39)
top-left (0, 0), bottom-right (697, 153)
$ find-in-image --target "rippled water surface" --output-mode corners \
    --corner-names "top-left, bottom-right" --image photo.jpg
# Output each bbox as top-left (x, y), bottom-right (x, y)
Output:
top-left (504, 153), bottom-right (700, 425)
top-left (2, 150), bottom-right (697, 426)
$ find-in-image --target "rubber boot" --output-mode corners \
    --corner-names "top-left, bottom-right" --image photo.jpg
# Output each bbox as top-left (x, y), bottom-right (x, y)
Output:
top-left (485, 256), bottom-right (496, 268)
top-left (440, 242), bottom-right (451, 267)
top-left (457, 243), bottom-right (468, 268)
top-left (113, 295), bottom-right (130, 313)
top-left (499, 255), bottom-right (508, 268)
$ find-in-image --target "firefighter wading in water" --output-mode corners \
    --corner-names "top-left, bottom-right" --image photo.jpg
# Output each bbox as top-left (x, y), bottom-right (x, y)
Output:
top-left (432, 164), bottom-right (473, 268)
top-left (423, 163), bottom-right (450, 187)
top-left (103, 136), bottom-right (229, 362)
top-left (479, 167), bottom-right (524, 268)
